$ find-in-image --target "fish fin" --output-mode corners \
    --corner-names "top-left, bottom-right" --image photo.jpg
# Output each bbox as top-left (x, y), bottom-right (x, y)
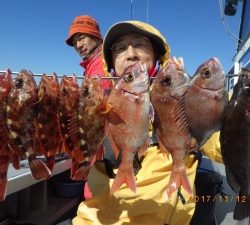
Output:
top-left (71, 147), bottom-right (84, 164)
top-left (97, 97), bottom-right (111, 114)
top-left (0, 159), bottom-right (9, 201)
top-left (71, 147), bottom-right (84, 163)
top-left (73, 166), bottom-right (91, 181)
top-left (96, 145), bottom-right (104, 161)
top-left (70, 158), bottom-right (79, 180)
top-left (138, 138), bottom-right (150, 159)
top-left (8, 141), bottom-right (20, 168)
top-left (156, 131), bottom-right (171, 160)
top-left (107, 107), bottom-right (125, 125)
top-left (107, 131), bottom-right (120, 159)
top-left (149, 101), bottom-right (155, 124)
top-left (225, 167), bottom-right (240, 192)
top-left (233, 193), bottom-right (250, 220)
top-left (187, 137), bottom-right (198, 153)
top-left (166, 170), bottom-right (192, 198)
top-left (110, 166), bottom-right (136, 195)
top-left (11, 152), bottom-right (20, 170)
top-left (36, 140), bottom-right (47, 158)
top-left (68, 112), bottom-right (81, 149)
top-left (60, 140), bottom-right (71, 157)
top-left (46, 156), bottom-right (55, 172)
top-left (0, 178), bottom-right (7, 201)
top-left (28, 157), bottom-right (51, 180)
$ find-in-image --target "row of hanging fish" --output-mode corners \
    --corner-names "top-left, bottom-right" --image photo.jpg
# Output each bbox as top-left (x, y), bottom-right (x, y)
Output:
top-left (0, 56), bottom-right (229, 202)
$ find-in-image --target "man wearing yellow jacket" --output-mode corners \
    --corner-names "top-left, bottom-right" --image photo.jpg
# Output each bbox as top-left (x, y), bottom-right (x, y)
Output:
top-left (72, 20), bottom-right (222, 225)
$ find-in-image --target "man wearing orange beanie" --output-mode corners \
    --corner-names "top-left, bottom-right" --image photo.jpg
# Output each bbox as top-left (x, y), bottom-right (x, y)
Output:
top-left (66, 15), bottom-right (112, 91)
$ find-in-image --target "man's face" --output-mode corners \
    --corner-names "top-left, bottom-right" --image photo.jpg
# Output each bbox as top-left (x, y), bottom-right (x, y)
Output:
top-left (111, 33), bottom-right (156, 76)
top-left (73, 33), bottom-right (100, 59)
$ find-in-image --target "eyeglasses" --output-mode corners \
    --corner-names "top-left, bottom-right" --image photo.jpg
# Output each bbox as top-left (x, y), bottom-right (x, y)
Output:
top-left (111, 37), bottom-right (151, 56)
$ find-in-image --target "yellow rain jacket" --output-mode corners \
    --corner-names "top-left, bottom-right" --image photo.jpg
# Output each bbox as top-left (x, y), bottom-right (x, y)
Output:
top-left (72, 132), bottom-right (222, 225)
top-left (72, 20), bottom-right (223, 225)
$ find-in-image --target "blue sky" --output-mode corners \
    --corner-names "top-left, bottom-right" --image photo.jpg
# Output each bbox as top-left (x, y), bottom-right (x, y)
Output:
top-left (0, 0), bottom-right (243, 77)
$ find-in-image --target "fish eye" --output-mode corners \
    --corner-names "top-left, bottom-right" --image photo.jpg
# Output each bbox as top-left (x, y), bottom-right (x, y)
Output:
top-left (160, 76), bottom-right (171, 86)
top-left (201, 67), bottom-right (211, 79)
top-left (124, 73), bottom-right (134, 82)
top-left (15, 78), bottom-right (24, 89)
top-left (243, 84), bottom-right (250, 95)
top-left (62, 88), bottom-right (67, 96)
top-left (82, 86), bottom-right (89, 96)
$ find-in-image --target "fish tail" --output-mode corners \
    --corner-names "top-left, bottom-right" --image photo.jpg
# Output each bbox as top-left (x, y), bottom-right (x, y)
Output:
top-left (0, 177), bottom-right (7, 201)
top-left (72, 166), bottom-right (90, 181)
top-left (28, 157), bottom-right (51, 180)
top-left (234, 193), bottom-right (250, 221)
top-left (110, 167), bottom-right (136, 195)
top-left (166, 170), bottom-right (193, 198)
top-left (0, 159), bottom-right (9, 201)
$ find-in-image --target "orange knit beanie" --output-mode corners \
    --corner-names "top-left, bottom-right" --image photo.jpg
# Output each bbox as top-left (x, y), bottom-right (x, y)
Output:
top-left (66, 15), bottom-right (102, 46)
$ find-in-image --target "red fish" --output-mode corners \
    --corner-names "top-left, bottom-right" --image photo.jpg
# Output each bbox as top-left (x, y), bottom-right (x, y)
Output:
top-left (184, 57), bottom-right (228, 146)
top-left (7, 70), bottom-right (51, 180)
top-left (150, 58), bottom-right (194, 197)
top-left (58, 75), bottom-right (81, 178)
top-left (106, 62), bottom-right (152, 194)
top-left (36, 73), bottom-right (61, 172)
top-left (0, 69), bottom-right (13, 201)
top-left (68, 76), bottom-right (106, 180)
top-left (220, 69), bottom-right (250, 221)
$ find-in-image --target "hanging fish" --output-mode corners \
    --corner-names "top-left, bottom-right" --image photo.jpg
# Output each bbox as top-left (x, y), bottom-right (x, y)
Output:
top-left (7, 69), bottom-right (51, 180)
top-left (106, 62), bottom-right (152, 194)
top-left (58, 75), bottom-right (81, 178)
top-left (220, 69), bottom-right (250, 221)
top-left (184, 57), bottom-right (228, 146)
top-left (68, 76), bottom-right (106, 180)
top-left (0, 69), bottom-right (13, 201)
top-left (150, 57), bottom-right (195, 197)
top-left (35, 73), bottom-right (61, 172)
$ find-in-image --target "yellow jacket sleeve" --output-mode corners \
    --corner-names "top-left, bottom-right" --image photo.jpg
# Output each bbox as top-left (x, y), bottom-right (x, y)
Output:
top-left (199, 131), bottom-right (223, 163)
top-left (72, 146), bottom-right (199, 225)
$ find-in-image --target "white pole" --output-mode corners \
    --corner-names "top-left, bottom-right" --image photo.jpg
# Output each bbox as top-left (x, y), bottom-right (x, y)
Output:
top-left (146, 0), bottom-right (149, 23)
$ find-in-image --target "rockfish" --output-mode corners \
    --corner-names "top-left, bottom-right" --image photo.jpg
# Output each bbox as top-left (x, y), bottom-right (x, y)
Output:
top-left (68, 76), bottom-right (106, 180)
top-left (0, 69), bottom-right (13, 201)
top-left (220, 69), bottom-right (250, 221)
top-left (106, 62), bottom-right (152, 194)
top-left (59, 75), bottom-right (79, 155)
top-left (58, 75), bottom-right (80, 178)
top-left (36, 73), bottom-right (61, 172)
top-left (184, 57), bottom-right (228, 146)
top-left (150, 58), bottom-right (194, 197)
top-left (7, 70), bottom-right (50, 180)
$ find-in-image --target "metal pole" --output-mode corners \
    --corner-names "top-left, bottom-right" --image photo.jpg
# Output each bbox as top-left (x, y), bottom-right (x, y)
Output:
top-left (130, 0), bottom-right (133, 20)
top-left (0, 70), bottom-right (241, 80)
top-left (0, 71), bottom-right (119, 80)
top-left (146, 0), bottom-right (149, 23)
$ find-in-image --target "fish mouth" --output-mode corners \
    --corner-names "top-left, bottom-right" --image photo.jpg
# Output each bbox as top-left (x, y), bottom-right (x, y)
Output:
top-left (123, 88), bottom-right (149, 96)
